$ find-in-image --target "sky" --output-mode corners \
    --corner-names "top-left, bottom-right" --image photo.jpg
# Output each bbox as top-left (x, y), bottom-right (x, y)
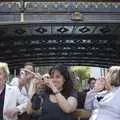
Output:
top-left (90, 67), bottom-right (101, 79)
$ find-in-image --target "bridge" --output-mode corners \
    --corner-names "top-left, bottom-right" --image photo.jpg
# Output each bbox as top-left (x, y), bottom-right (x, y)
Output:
top-left (0, 0), bottom-right (120, 70)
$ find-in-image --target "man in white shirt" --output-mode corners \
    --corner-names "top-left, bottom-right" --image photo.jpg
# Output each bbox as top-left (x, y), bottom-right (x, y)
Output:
top-left (10, 62), bottom-right (36, 120)
top-left (0, 62), bottom-right (28, 120)
top-left (10, 68), bottom-right (28, 97)
top-left (10, 62), bottom-right (35, 97)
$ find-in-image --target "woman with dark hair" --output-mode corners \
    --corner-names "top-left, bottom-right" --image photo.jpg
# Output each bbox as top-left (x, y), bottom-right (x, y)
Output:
top-left (28, 64), bottom-right (78, 120)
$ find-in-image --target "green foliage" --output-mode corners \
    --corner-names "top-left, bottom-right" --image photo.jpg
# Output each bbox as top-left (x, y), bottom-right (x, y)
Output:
top-left (71, 66), bottom-right (90, 80)
top-left (36, 66), bottom-right (51, 74)
top-left (70, 66), bottom-right (91, 91)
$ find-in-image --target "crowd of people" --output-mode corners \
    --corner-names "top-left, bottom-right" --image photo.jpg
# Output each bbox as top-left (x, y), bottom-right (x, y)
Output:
top-left (0, 62), bottom-right (120, 120)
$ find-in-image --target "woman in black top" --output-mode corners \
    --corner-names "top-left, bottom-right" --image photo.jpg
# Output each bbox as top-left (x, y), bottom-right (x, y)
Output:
top-left (30, 64), bottom-right (78, 120)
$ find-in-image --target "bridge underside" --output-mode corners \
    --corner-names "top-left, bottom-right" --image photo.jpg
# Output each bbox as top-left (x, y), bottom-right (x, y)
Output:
top-left (0, 1), bottom-right (120, 69)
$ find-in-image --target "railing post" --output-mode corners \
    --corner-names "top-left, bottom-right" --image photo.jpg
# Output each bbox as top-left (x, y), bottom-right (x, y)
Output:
top-left (20, 0), bottom-right (25, 22)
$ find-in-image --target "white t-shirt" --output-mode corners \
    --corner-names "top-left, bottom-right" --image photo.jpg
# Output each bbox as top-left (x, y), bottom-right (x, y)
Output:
top-left (10, 77), bottom-right (28, 97)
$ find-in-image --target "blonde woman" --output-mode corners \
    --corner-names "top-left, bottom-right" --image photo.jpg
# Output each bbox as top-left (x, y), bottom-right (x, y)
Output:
top-left (0, 62), bottom-right (28, 120)
top-left (89, 66), bottom-right (120, 120)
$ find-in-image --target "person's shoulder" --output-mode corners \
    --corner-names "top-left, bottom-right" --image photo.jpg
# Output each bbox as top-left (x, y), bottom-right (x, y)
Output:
top-left (117, 87), bottom-right (120, 91)
top-left (114, 87), bottom-right (120, 95)
top-left (32, 90), bottom-right (46, 98)
top-left (11, 77), bottom-right (19, 81)
top-left (6, 84), bottom-right (19, 91)
top-left (83, 89), bottom-right (90, 93)
top-left (10, 77), bottom-right (19, 86)
top-left (70, 90), bottom-right (78, 98)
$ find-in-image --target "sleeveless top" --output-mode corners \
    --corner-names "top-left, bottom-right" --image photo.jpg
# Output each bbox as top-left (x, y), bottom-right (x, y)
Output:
top-left (31, 90), bottom-right (77, 120)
